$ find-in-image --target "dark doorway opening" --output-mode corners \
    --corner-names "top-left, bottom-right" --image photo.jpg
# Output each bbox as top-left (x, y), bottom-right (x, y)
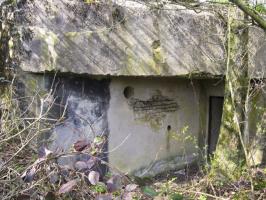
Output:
top-left (208, 96), bottom-right (224, 156)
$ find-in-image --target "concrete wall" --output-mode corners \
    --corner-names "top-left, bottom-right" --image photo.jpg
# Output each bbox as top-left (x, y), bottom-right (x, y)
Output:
top-left (249, 26), bottom-right (266, 78)
top-left (18, 0), bottom-right (226, 76)
top-left (107, 78), bottom-right (224, 176)
top-left (108, 77), bottom-right (200, 176)
top-left (16, 0), bottom-right (266, 78)
top-left (20, 73), bottom-right (225, 176)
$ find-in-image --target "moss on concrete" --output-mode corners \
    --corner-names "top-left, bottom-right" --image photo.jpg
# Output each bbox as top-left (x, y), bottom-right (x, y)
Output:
top-left (212, 6), bottom-right (249, 181)
top-left (35, 29), bottom-right (59, 71)
top-left (136, 112), bottom-right (163, 132)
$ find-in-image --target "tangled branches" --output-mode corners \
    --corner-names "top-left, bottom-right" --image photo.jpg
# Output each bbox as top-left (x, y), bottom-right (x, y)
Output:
top-left (0, 80), bottom-right (147, 200)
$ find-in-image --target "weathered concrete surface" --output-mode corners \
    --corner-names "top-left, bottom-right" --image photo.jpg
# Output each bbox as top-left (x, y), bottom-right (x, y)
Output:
top-left (18, 74), bottom-right (111, 169)
top-left (17, 0), bottom-right (266, 77)
top-left (247, 81), bottom-right (266, 166)
top-left (21, 73), bottom-right (225, 176)
top-left (108, 78), bottom-right (200, 176)
top-left (18, 0), bottom-right (227, 76)
top-left (107, 77), bottom-right (225, 176)
top-left (44, 76), bottom-right (110, 152)
top-left (249, 25), bottom-right (266, 78)
top-left (19, 74), bottom-right (110, 149)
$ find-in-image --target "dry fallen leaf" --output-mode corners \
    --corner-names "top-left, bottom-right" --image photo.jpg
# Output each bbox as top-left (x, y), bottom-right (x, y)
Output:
top-left (107, 175), bottom-right (122, 192)
top-left (88, 171), bottom-right (100, 185)
top-left (58, 180), bottom-right (77, 194)
top-left (125, 184), bottom-right (138, 192)
top-left (75, 161), bottom-right (88, 170)
top-left (86, 157), bottom-right (96, 169)
top-left (73, 140), bottom-right (91, 152)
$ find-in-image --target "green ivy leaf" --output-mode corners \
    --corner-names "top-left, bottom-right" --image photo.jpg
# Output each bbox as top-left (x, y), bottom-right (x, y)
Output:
top-left (141, 186), bottom-right (158, 197)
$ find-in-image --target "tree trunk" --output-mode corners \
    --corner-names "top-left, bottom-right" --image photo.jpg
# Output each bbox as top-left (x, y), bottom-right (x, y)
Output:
top-left (212, 5), bottom-right (250, 180)
top-left (0, 1), bottom-right (13, 83)
top-left (229, 0), bottom-right (266, 30)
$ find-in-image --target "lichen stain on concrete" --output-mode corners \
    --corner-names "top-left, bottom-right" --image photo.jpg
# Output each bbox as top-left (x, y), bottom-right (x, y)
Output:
top-left (29, 28), bottom-right (59, 71)
top-left (151, 40), bottom-right (170, 75)
top-left (127, 90), bottom-right (179, 131)
top-left (43, 76), bottom-right (110, 154)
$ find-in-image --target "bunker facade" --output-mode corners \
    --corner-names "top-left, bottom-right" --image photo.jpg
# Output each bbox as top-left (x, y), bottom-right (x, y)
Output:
top-left (2, 0), bottom-right (266, 176)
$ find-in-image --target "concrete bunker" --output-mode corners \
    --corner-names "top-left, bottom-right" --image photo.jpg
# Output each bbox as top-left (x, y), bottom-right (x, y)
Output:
top-left (7, 0), bottom-right (266, 177)
top-left (27, 74), bottom-right (225, 177)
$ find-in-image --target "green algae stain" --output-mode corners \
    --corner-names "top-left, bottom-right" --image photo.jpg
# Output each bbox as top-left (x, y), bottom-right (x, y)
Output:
top-left (151, 40), bottom-right (170, 75)
top-left (122, 43), bottom-right (148, 75)
top-left (124, 49), bottom-right (168, 76)
top-left (35, 28), bottom-right (59, 71)
top-left (65, 32), bottom-right (79, 38)
top-left (136, 112), bottom-right (164, 132)
top-left (27, 78), bottom-right (38, 90)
